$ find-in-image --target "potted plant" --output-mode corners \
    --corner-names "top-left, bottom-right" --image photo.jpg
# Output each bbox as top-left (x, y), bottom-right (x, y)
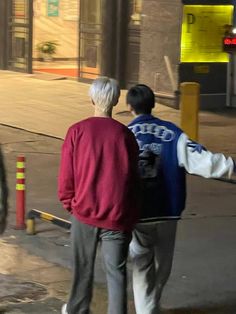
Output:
top-left (36, 40), bottom-right (59, 61)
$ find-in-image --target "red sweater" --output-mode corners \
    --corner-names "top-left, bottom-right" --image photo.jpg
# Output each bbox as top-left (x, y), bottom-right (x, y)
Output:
top-left (58, 117), bottom-right (140, 231)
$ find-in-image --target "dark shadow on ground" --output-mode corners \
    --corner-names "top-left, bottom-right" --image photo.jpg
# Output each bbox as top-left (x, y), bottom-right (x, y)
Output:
top-left (164, 302), bottom-right (236, 314)
top-left (205, 106), bottom-right (236, 118)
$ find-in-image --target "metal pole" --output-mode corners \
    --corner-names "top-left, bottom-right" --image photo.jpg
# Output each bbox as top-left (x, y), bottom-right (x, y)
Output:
top-left (27, 0), bottom-right (33, 74)
top-left (227, 0), bottom-right (236, 107)
top-left (115, 0), bottom-right (129, 87)
top-left (164, 56), bottom-right (177, 92)
top-left (226, 54), bottom-right (232, 107)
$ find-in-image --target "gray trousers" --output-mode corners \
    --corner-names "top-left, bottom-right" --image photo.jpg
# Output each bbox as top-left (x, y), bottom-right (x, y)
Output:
top-left (67, 216), bottom-right (131, 314)
top-left (130, 221), bottom-right (177, 314)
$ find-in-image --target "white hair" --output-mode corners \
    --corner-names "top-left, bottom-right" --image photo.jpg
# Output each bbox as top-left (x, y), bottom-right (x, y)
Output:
top-left (89, 77), bottom-right (120, 113)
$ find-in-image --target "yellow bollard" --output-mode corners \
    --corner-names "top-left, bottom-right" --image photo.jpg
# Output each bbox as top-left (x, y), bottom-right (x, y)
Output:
top-left (180, 82), bottom-right (200, 141)
top-left (26, 218), bottom-right (36, 235)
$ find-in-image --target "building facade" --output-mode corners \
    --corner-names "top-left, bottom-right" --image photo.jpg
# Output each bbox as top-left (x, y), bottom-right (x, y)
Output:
top-left (0, 0), bottom-right (142, 87)
top-left (0, 0), bottom-right (235, 109)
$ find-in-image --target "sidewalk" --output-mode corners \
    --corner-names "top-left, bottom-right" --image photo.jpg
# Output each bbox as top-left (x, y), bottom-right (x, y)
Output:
top-left (0, 70), bottom-right (236, 314)
top-left (0, 232), bottom-right (136, 314)
top-left (0, 70), bottom-right (236, 157)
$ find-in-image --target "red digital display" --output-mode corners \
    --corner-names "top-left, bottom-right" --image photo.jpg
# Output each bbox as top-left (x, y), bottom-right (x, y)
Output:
top-left (224, 38), bottom-right (236, 45)
top-left (223, 36), bottom-right (236, 53)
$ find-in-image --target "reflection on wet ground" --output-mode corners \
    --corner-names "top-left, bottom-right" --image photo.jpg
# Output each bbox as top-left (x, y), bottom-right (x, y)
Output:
top-left (0, 238), bottom-right (66, 313)
top-left (0, 274), bottom-right (47, 303)
top-left (0, 238), bottom-right (135, 313)
top-left (166, 307), bottom-right (236, 314)
top-left (0, 238), bottom-right (235, 313)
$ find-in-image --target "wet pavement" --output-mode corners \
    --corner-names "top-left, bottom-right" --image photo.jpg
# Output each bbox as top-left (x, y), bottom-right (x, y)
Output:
top-left (0, 239), bottom-right (137, 314)
top-left (0, 238), bottom-right (66, 313)
top-left (0, 122), bottom-right (235, 314)
top-left (1, 231), bottom-right (236, 314)
top-left (0, 236), bottom-right (136, 314)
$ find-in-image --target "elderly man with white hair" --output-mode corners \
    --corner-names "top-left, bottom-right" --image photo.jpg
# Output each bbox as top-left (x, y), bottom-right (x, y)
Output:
top-left (58, 77), bottom-right (140, 314)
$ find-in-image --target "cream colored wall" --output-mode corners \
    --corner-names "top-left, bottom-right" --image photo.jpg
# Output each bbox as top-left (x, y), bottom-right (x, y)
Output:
top-left (33, 0), bottom-right (79, 59)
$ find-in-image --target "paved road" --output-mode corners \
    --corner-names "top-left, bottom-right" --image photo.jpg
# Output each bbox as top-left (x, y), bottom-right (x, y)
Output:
top-left (1, 123), bottom-right (236, 313)
top-left (0, 70), bottom-right (236, 313)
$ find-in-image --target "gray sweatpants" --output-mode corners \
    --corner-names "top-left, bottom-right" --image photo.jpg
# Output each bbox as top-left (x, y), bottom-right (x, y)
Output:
top-left (66, 216), bottom-right (131, 314)
top-left (130, 221), bottom-right (177, 314)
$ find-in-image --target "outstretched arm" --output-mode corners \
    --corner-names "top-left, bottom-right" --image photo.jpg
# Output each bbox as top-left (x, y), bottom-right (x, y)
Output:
top-left (177, 133), bottom-right (235, 178)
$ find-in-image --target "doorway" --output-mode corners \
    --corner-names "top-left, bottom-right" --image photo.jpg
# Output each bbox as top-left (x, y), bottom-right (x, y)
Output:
top-left (33, 0), bottom-right (79, 78)
top-left (7, 0), bottom-right (33, 73)
top-left (1, 0), bottom-right (142, 87)
top-left (78, 0), bottom-right (102, 79)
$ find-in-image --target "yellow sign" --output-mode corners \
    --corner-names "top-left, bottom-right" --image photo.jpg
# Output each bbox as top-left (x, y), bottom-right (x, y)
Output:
top-left (181, 5), bottom-right (233, 63)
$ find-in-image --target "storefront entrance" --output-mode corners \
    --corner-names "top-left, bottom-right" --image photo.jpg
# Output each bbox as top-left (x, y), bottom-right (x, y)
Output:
top-left (32, 0), bottom-right (78, 78)
top-left (0, 0), bottom-right (142, 88)
top-left (0, 0), bottom-right (33, 72)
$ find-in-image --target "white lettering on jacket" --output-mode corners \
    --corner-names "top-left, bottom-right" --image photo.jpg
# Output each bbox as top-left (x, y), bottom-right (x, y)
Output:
top-left (129, 123), bottom-right (175, 142)
top-left (137, 140), bottom-right (162, 154)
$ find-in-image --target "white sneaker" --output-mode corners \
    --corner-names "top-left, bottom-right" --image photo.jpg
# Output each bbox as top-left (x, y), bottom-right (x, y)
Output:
top-left (61, 303), bottom-right (93, 314)
top-left (61, 303), bottom-right (68, 314)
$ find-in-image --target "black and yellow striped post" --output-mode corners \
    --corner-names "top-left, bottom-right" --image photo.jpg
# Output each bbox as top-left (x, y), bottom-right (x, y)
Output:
top-left (26, 209), bottom-right (71, 235)
top-left (180, 82), bottom-right (200, 141)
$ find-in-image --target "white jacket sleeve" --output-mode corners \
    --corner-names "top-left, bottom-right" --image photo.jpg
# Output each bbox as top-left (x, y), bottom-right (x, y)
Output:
top-left (177, 133), bottom-right (235, 179)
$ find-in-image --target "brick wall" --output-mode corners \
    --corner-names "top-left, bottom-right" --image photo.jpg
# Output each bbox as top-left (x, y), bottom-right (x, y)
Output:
top-left (139, 0), bottom-right (182, 95)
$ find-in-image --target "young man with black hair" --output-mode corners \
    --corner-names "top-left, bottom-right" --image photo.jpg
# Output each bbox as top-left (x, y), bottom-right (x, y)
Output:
top-left (126, 84), bottom-right (236, 314)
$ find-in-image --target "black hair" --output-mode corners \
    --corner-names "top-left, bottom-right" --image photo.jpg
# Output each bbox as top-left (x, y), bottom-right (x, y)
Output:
top-left (126, 84), bottom-right (155, 114)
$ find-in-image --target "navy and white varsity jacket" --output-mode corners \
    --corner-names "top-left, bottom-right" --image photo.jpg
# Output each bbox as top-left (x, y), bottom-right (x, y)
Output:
top-left (128, 114), bottom-right (235, 223)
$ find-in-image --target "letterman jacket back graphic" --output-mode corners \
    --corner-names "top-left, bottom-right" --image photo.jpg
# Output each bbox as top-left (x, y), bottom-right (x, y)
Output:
top-left (128, 114), bottom-right (235, 223)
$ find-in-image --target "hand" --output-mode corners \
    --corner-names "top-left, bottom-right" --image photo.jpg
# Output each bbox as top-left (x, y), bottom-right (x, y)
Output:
top-left (66, 207), bottom-right (72, 213)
